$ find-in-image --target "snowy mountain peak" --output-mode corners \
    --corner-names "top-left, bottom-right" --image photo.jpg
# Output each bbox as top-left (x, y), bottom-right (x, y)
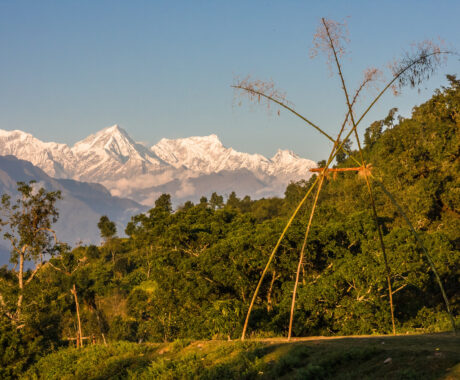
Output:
top-left (70, 125), bottom-right (164, 181)
top-left (267, 149), bottom-right (316, 178)
top-left (272, 149), bottom-right (299, 162)
top-left (99, 124), bottom-right (134, 142)
top-left (150, 134), bottom-right (314, 177)
top-left (194, 133), bottom-right (221, 144)
top-left (72, 124), bottom-right (136, 156)
top-left (104, 124), bottom-right (123, 133)
top-left (152, 134), bottom-right (227, 171)
top-left (0, 128), bottom-right (75, 178)
top-left (155, 134), bottom-right (223, 149)
top-left (0, 129), bottom-right (32, 140)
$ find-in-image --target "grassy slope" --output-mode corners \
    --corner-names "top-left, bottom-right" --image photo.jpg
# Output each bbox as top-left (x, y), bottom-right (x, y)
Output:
top-left (24, 333), bottom-right (459, 380)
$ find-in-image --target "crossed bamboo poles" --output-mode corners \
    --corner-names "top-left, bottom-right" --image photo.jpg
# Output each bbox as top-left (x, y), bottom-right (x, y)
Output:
top-left (235, 19), bottom-right (456, 340)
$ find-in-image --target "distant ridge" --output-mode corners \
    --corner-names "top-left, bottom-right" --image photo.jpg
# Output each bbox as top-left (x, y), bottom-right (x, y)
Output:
top-left (0, 155), bottom-right (147, 262)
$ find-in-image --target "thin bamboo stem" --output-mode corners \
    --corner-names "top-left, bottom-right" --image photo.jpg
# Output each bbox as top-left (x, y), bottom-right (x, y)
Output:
top-left (361, 175), bottom-right (396, 330)
top-left (372, 179), bottom-right (457, 334)
top-left (266, 270), bottom-right (278, 312)
top-left (310, 167), bottom-right (366, 172)
top-left (322, 17), bottom-right (396, 334)
top-left (288, 174), bottom-right (325, 340)
top-left (362, 175), bottom-right (396, 334)
top-left (353, 51), bottom-right (450, 136)
top-left (241, 175), bottom-right (320, 340)
top-left (232, 85), bottom-right (335, 143)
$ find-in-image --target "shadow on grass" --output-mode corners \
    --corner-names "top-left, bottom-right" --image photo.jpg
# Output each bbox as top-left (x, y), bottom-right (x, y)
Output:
top-left (198, 334), bottom-right (459, 380)
top-left (25, 334), bottom-right (460, 379)
top-left (199, 342), bottom-right (384, 379)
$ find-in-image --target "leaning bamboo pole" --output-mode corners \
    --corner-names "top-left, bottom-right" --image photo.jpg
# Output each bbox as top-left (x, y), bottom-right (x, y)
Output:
top-left (240, 175), bottom-right (320, 340)
top-left (288, 174), bottom-right (325, 340)
top-left (322, 18), bottom-right (396, 334)
top-left (372, 179), bottom-right (457, 334)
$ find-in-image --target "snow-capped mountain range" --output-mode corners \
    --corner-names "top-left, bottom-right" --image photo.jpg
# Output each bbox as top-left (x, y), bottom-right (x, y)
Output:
top-left (0, 125), bottom-right (316, 205)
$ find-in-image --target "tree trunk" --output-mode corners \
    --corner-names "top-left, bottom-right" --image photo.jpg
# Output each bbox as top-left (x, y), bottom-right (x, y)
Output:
top-left (16, 252), bottom-right (24, 321)
top-left (95, 307), bottom-right (107, 345)
top-left (71, 284), bottom-right (83, 348)
top-left (147, 245), bottom-right (153, 279)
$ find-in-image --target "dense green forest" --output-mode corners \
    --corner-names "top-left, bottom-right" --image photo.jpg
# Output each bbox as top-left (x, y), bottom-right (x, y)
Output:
top-left (0, 77), bottom-right (459, 378)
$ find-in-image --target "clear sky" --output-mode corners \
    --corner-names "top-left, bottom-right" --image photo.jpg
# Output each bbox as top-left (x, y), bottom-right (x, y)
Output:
top-left (0, 1), bottom-right (459, 161)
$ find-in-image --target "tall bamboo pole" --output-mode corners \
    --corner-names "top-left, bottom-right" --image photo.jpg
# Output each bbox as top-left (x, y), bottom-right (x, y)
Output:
top-left (321, 18), bottom-right (396, 334)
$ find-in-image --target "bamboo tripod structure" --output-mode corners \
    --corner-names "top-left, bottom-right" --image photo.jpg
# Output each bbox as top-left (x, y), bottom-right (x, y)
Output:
top-left (237, 18), bottom-right (456, 340)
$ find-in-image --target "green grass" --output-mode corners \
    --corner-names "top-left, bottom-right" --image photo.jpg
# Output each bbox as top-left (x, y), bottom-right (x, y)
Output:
top-left (23, 333), bottom-right (460, 379)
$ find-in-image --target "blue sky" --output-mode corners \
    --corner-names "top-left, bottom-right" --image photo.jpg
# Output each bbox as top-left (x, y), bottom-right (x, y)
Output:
top-left (0, 1), bottom-right (459, 161)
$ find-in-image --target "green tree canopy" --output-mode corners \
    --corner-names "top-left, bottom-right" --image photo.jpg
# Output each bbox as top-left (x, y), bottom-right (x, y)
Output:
top-left (97, 216), bottom-right (117, 242)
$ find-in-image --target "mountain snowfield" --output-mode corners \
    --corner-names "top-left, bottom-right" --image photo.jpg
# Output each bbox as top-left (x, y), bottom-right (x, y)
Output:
top-left (0, 125), bottom-right (316, 205)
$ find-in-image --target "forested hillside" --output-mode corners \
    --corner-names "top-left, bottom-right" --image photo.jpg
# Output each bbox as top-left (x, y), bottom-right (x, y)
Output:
top-left (0, 77), bottom-right (459, 378)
